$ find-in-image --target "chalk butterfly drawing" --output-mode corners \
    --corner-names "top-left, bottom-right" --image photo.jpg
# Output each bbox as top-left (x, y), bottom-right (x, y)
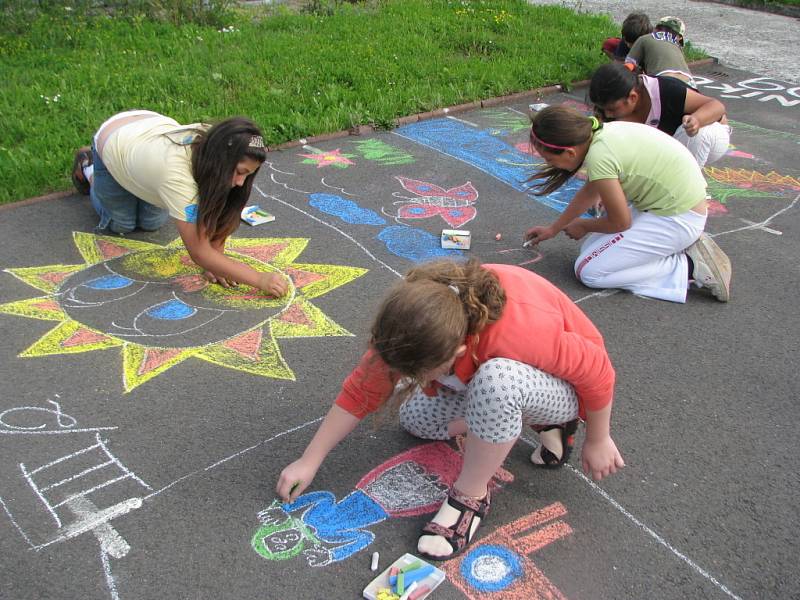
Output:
top-left (391, 176), bottom-right (479, 229)
top-left (251, 438), bottom-right (512, 567)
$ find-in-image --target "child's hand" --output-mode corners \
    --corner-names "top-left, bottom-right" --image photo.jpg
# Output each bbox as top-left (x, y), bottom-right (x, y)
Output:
top-left (276, 458), bottom-right (319, 502)
top-left (564, 221), bottom-right (589, 240)
top-left (258, 272), bottom-right (288, 297)
top-left (682, 115), bottom-right (701, 137)
top-left (204, 270), bottom-right (237, 287)
top-left (581, 435), bottom-right (624, 481)
top-left (524, 225), bottom-right (556, 246)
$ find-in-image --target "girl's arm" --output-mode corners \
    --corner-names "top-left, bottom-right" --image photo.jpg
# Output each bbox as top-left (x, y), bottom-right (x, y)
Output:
top-left (526, 178), bottom-right (631, 243)
top-left (276, 404), bottom-right (361, 502)
top-left (174, 219), bottom-right (287, 296)
top-left (681, 90), bottom-right (727, 136)
top-left (582, 402), bottom-right (625, 481)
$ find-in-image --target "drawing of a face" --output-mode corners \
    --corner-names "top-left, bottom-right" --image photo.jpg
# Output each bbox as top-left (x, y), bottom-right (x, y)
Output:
top-left (252, 517), bottom-right (317, 561)
top-left (262, 528), bottom-right (303, 554)
top-left (57, 248), bottom-right (289, 347)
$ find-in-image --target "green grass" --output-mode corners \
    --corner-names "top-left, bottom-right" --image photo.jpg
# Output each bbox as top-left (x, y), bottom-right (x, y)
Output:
top-left (1, 0), bottom-right (627, 203)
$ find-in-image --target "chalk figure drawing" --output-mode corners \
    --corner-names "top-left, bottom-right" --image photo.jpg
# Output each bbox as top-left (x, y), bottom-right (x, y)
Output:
top-left (251, 439), bottom-right (513, 567)
top-left (0, 232), bottom-right (367, 392)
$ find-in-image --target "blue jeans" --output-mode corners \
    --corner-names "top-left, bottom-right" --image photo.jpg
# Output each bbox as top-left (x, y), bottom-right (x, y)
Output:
top-left (90, 147), bottom-right (169, 234)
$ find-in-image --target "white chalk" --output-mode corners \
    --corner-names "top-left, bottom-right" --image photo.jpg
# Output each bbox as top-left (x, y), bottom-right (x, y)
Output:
top-left (523, 239), bottom-right (534, 248)
top-left (370, 551), bottom-right (379, 571)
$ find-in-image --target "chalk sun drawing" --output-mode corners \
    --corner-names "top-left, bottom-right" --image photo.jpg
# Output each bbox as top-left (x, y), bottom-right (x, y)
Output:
top-left (391, 176), bottom-right (479, 228)
top-left (0, 232), bottom-right (367, 392)
top-left (251, 439), bottom-right (513, 567)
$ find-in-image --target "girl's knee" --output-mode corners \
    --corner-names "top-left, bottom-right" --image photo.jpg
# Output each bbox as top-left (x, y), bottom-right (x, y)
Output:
top-left (575, 259), bottom-right (605, 288)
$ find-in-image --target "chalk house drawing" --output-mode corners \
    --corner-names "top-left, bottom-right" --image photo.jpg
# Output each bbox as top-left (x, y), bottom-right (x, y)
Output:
top-left (442, 502), bottom-right (572, 599)
top-left (0, 232), bottom-right (367, 392)
top-left (1, 399), bottom-right (147, 551)
top-left (251, 438), bottom-right (513, 568)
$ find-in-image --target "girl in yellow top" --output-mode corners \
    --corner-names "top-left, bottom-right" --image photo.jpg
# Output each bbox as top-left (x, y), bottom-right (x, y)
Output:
top-left (71, 110), bottom-right (286, 296)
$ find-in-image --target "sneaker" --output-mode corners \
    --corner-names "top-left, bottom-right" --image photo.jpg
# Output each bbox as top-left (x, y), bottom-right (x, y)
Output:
top-left (686, 233), bottom-right (731, 302)
top-left (71, 146), bottom-right (92, 195)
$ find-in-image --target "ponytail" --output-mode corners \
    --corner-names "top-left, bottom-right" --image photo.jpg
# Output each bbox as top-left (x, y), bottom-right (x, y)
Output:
top-left (527, 106), bottom-right (599, 196)
top-left (588, 62), bottom-right (641, 112)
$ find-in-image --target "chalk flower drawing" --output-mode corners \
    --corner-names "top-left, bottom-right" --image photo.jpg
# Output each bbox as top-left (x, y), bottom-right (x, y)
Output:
top-left (0, 232), bottom-right (366, 392)
top-left (299, 148), bottom-right (356, 169)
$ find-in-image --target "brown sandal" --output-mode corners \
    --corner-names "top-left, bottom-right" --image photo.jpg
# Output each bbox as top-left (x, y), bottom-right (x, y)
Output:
top-left (418, 487), bottom-right (490, 561)
top-left (71, 146), bottom-right (92, 195)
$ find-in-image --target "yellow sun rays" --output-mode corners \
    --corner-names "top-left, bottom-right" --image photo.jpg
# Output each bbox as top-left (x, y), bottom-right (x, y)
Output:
top-left (0, 232), bottom-right (367, 392)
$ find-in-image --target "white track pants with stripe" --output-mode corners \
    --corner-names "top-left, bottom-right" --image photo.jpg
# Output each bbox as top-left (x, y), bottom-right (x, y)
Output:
top-left (574, 207), bottom-right (707, 303)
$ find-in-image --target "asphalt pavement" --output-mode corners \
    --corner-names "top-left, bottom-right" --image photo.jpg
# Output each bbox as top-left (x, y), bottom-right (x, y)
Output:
top-left (1, 58), bottom-right (798, 600)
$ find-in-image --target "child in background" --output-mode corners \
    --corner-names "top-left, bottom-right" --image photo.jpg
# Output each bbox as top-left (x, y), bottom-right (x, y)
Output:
top-left (589, 62), bottom-right (730, 167)
top-left (601, 12), bottom-right (652, 62)
top-left (71, 111), bottom-right (287, 296)
top-left (625, 16), bottom-right (696, 88)
top-left (524, 106), bottom-right (732, 303)
top-left (277, 258), bottom-right (624, 560)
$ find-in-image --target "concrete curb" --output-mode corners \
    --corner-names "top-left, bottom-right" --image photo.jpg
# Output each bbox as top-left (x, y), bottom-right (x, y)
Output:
top-left (7, 59), bottom-right (717, 207)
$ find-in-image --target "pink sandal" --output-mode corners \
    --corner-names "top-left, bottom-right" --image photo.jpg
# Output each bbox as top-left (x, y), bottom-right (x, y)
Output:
top-left (418, 487), bottom-right (491, 561)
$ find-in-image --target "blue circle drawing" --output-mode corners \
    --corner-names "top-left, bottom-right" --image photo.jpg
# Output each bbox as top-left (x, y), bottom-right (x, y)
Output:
top-left (146, 299), bottom-right (197, 320)
top-left (85, 275), bottom-right (133, 290)
top-left (418, 185), bottom-right (432, 192)
top-left (408, 207), bottom-right (426, 215)
top-left (459, 544), bottom-right (524, 592)
top-left (447, 209), bottom-right (464, 217)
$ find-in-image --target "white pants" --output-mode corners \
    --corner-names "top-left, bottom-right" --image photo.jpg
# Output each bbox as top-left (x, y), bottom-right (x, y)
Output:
top-left (574, 207), bottom-right (707, 303)
top-left (673, 122), bottom-right (731, 167)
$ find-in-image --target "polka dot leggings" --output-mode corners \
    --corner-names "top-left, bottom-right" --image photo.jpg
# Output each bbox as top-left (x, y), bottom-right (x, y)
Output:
top-left (399, 358), bottom-right (579, 444)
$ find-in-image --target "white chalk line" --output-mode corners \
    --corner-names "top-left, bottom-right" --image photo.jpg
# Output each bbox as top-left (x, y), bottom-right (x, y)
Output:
top-left (101, 545), bottom-right (121, 600)
top-left (67, 496), bottom-right (131, 559)
top-left (253, 185), bottom-right (402, 278)
top-left (518, 436), bottom-right (742, 600)
top-left (142, 417), bottom-right (323, 500)
top-left (0, 495), bottom-right (36, 548)
top-left (0, 427), bottom-right (118, 435)
top-left (445, 115), bottom-right (479, 128)
top-left (710, 193), bottom-right (799, 239)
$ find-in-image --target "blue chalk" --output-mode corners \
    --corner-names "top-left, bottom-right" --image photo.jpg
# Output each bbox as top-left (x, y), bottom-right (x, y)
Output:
top-left (394, 564), bottom-right (434, 591)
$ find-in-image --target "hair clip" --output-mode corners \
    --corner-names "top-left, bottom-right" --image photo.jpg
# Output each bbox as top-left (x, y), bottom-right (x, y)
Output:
top-left (248, 135), bottom-right (265, 149)
top-left (448, 284), bottom-right (460, 295)
top-left (589, 116), bottom-right (601, 131)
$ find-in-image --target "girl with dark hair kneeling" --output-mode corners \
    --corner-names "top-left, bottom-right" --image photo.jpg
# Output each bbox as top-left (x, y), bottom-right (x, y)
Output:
top-left (276, 258), bottom-right (624, 560)
top-left (71, 110), bottom-right (287, 296)
top-left (525, 106), bottom-right (732, 303)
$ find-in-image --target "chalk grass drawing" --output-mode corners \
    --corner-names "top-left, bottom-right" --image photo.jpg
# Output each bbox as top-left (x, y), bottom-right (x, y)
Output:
top-left (482, 109), bottom-right (531, 135)
top-left (251, 439), bottom-right (513, 568)
top-left (442, 502), bottom-right (572, 599)
top-left (729, 119), bottom-right (800, 144)
top-left (299, 147), bottom-right (356, 169)
top-left (391, 176), bottom-right (479, 228)
top-left (352, 138), bottom-right (415, 165)
top-left (704, 167), bottom-right (800, 193)
top-left (0, 232), bottom-right (367, 392)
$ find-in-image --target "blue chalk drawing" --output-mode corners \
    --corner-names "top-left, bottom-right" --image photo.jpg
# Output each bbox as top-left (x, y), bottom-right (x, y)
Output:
top-left (309, 193), bottom-right (386, 226)
top-left (145, 299), bottom-right (197, 320)
top-left (377, 226), bottom-right (461, 262)
top-left (85, 275), bottom-right (133, 290)
top-left (395, 119), bottom-right (582, 213)
top-left (460, 544), bottom-right (524, 592)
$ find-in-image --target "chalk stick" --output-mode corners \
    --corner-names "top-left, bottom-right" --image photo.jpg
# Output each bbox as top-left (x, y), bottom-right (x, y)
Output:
top-left (388, 566), bottom-right (400, 584)
top-left (523, 239), bottom-right (534, 248)
top-left (371, 551), bottom-right (380, 571)
top-left (396, 571), bottom-right (405, 595)
top-left (400, 564), bottom-right (434, 588)
top-left (408, 584), bottom-right (431, 600)
top-left (400, 560), bottom-right (422, 573)
top-left (398, 581), bottom-right (418, 600)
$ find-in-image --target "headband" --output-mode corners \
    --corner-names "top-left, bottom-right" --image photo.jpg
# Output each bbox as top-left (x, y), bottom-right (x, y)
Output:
top-left (448, 284), bottom-right (460, 296)
top-left (530, 116), bottom-right (600, 150)
top-left (249, 135), bottom-right (265, 149)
